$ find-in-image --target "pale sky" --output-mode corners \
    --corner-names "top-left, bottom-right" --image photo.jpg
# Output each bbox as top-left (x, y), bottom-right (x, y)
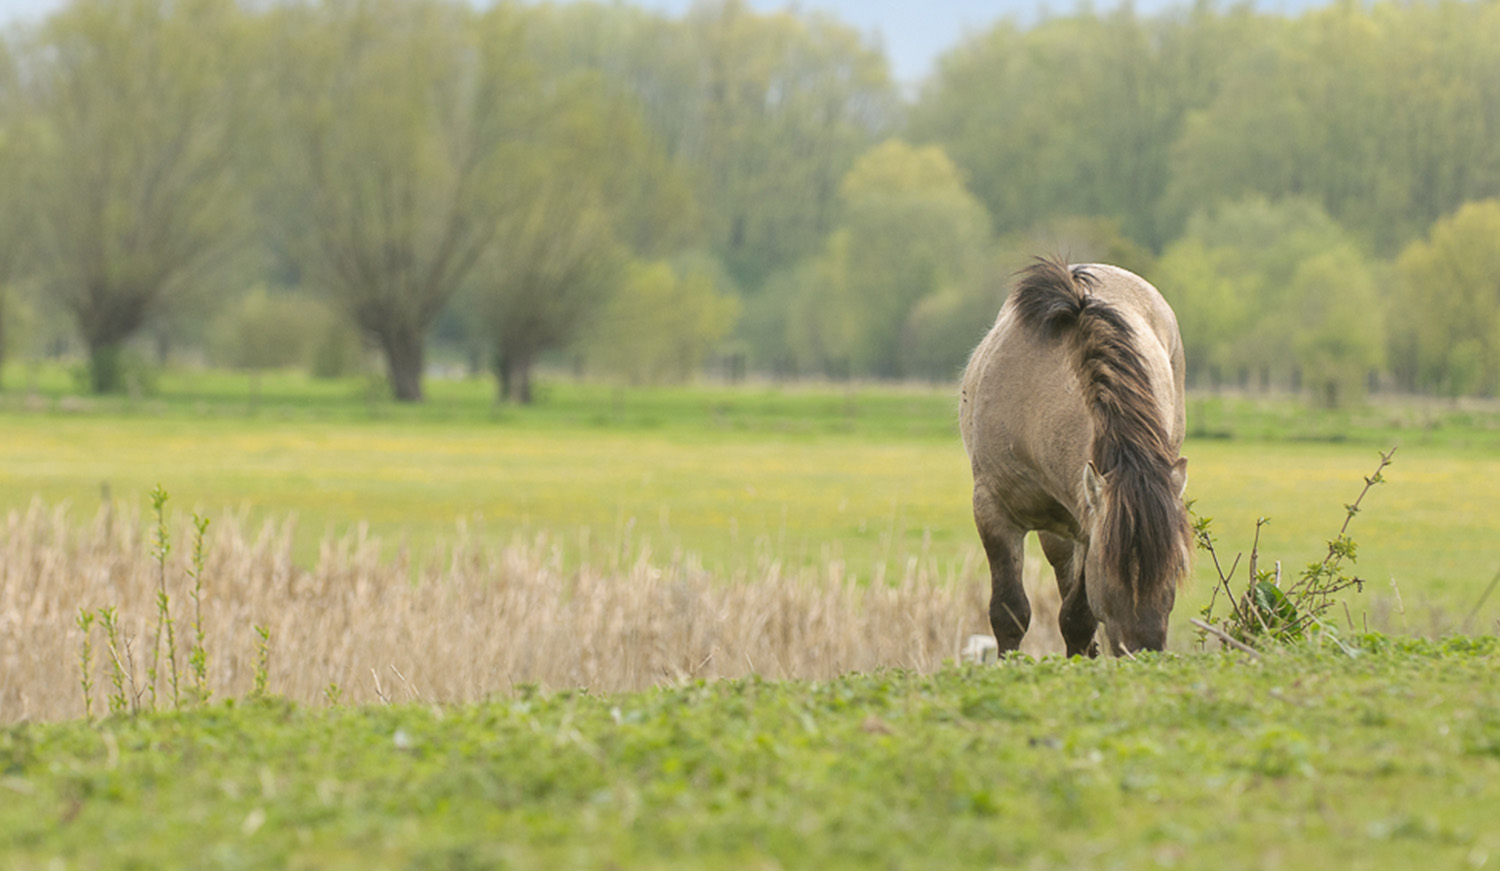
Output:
top-left (0, 0), bottom-right (55, 21)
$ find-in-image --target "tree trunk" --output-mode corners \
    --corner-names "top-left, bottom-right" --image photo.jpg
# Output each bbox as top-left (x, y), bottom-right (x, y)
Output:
top-left (86, 340), bottom-right (126, 395)
top-left (510, 362), bottom-right (533, 404)
top-left (495, 352), bottom-right (511, 403)
top-left (380, 328), bottom-right (426, 402)
top-left (494, 349), bottom-right (534, 404)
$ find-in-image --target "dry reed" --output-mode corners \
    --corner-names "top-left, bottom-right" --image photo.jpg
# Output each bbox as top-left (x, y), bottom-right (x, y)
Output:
top-left (0, 499), bottom-right (1065, 724)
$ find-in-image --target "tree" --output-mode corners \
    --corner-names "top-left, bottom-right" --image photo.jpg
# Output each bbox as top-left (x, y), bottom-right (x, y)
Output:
top-left (1291, 248), bottom-right (1384, 407)
top-left (468, 65), bottom-right (690, 404)
top-left (268, 0), bottom-right (531, 402)
top-left (586, 257), bottom-right (740, 384)
top-left (1155, 196), bottom-right (1380, 400)
top-left (678, 0), bottom-right (898, 287)
top-left (1167, 1), bottom-right (1500, 251)
top-left (1152, 238), bottom-right (1244, 388)
top-left (911, 5), bottom-right (1265, 249)
top-left (512, 0), bottom-right (898, 290)
top-left (899, 272), bottom-right (1004, 383)
top-left (10, 0), bottom-right (250, 394)
top-left (474, 171), bottom-right (625, 404)
top-left (794, 140), bottom-right (991, 378)
top-left (520, 4), bottom-right (699, 259)
top-left (1392, 200), bottom-right (1500, 397)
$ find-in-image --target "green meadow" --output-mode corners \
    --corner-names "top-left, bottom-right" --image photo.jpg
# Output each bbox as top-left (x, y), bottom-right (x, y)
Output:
top-left (5, 370), bottom-right (1500, 869)
top-left (2, 368), bottom-right (1498, 630)
top-left (4, 639), bottom-right (1499, 869)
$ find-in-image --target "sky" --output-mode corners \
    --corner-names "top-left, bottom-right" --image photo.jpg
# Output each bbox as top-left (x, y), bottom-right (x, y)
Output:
top-left (0, 0), bottom-right (1322, 85)
top-left (637, 0), bottom-right (1006, 84)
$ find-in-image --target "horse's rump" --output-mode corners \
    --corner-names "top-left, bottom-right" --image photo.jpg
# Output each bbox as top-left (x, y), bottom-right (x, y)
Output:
top-left (967, 256), bottom-right (1190, 599)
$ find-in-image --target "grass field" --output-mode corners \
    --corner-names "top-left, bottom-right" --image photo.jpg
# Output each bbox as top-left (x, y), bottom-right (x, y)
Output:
top-left (3, 639), bottom-right (1498, 869)
top-left (2, 369), bottom-right (1498, 620)
top-left (3, 369), bottom-right (1500, 868)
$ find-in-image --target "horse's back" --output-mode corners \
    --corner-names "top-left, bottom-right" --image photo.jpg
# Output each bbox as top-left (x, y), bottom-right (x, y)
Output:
top-left (960, 263), bottom-right (1184, 534)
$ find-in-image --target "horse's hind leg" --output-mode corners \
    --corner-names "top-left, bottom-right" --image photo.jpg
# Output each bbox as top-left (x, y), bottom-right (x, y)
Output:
top-left (973, 492), bottom-right (1030, 652)
top-left (1040, 532), bottom-right (1099, 657)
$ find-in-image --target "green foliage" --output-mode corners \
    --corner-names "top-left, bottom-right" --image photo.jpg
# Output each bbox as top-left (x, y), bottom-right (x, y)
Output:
top-left (78, 490), bottom-right (227, 717)
top-left (6, 0), bottom-right (1500, 399)
top-left (1156, 196), bottom-right (1381, 401)
top-left (466, 66), bottom-right (684, 403)
top-left (676, 1), bottom-right (898, 287)
top-left (1290, 247), bottom-right (1385, 408)
top-left (6, 644), bottom-right (1500, 867)
top-left (911, 6), bottom-right (1264, 249)
top-left (1391, 199), bottom-right (1500, 397)
top-left (1166, 1), bottom-right (1500, 251)
top-left (588, 257), bottom-right (741, 384)
top-left (308, 317), bottom-right (366, 381)
top-left (208, 287), bottom-right (339, 373)
top-left (778, 140), bottom-right (992, 378)
top-left (69, 344), bottom-right (160, 398)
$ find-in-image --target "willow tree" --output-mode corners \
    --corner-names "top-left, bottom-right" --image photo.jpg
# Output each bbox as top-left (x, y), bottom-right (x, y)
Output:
top-left (12, 0), bottom-right (250, 393)
top-left (468, 67), bottom-right (692, 404)
top-left (270, 0), bottom-right (531, 402)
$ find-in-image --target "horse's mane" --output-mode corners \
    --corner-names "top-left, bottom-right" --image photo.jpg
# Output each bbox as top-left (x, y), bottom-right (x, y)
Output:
top-left (1010, 255), bottom-right (1190, 597)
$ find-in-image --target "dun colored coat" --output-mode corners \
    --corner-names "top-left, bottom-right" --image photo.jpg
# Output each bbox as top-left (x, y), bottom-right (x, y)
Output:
top-left (960, 257), bottom-right (1192, 656)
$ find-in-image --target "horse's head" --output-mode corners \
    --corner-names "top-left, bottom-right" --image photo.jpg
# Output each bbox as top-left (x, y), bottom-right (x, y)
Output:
top-left (1081, 457), bottom-right (1190, 655)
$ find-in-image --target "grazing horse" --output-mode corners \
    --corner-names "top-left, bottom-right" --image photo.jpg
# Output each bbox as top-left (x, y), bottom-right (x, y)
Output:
top-left (960, 257), bottom-right (1191, 656)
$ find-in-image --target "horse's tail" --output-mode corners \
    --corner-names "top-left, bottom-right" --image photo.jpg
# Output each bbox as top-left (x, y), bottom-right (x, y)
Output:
top-left (1010, 256), bottom-right (1190, 595)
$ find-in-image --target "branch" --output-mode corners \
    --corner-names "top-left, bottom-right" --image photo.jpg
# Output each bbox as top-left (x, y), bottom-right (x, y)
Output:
top-left (1323, 447), bottom-right (1396, 569)
top-left (1189, 618), bottom-right (1261, 658)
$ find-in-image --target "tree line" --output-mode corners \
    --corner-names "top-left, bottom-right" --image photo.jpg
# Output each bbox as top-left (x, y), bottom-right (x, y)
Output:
top-left (0, 0), bottom-right (1498, 404)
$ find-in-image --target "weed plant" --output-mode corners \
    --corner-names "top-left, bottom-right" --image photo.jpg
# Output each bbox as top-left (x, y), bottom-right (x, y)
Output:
top-left (187, 514), bottom-right (211, 704)
top-left (65, 488), bottom-right (243, 720)
top-left (73, 610), bottom-right (95, 720)
top-left (1193, 448), bottom-right (1397, 649)
top-left (148, 485), bottom-right (179, 709)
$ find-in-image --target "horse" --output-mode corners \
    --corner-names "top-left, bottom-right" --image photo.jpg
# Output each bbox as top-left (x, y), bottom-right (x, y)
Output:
top-left (959, 257), bottom-right (1192, 656)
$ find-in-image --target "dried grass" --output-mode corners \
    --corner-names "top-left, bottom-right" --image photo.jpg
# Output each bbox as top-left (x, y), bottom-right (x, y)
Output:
top-left (0, 500), bottom-right (1064, 723)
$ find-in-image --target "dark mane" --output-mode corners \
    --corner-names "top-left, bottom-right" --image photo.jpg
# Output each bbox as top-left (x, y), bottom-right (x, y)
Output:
top-left (1010, 256), bottom-right (1191, 596)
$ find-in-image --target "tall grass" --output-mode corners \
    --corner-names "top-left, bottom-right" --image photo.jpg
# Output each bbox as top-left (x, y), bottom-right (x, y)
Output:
top-left (0, 499), bottom-right (1065, 724)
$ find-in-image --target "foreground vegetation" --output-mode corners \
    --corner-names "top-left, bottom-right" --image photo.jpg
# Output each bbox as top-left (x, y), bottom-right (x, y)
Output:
top-left (4, 638), bottom-right (1498, 869)
top-left (2, 378), bottom-right (1497, 866)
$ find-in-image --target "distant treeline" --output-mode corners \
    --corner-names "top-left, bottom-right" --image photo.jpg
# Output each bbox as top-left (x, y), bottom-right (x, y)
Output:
top-left (1, 0), bottom-right (1497, 404)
